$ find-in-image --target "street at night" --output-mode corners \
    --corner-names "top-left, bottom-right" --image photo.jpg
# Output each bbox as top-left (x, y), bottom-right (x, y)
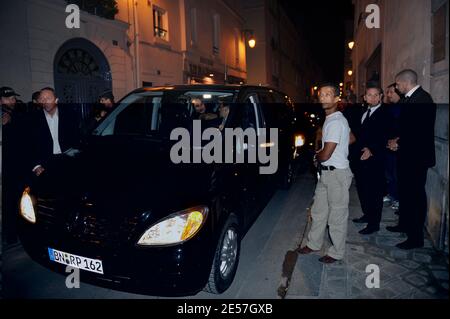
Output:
top-left (3, 172), bottom-right (448, 299)
top-left (1, 0), bottom-right (449, 309)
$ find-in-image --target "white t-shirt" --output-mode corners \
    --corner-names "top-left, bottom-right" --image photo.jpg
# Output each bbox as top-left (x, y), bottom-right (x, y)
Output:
top-left (321, 111), bottom-right (350, 169)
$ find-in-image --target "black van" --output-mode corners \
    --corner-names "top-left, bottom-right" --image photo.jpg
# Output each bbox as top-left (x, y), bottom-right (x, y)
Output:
top-left (18, 85), bottom-right (300, 296)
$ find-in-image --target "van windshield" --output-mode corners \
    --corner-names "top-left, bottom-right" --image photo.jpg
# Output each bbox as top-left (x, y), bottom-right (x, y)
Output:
top-left (93, 90), bottom-right (236, 138)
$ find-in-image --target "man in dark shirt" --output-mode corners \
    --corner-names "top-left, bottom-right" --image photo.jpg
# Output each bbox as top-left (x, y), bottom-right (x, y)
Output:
top-left (384, 83), bottom-right (402, 211)
top-left (352, 84), bottom-right (394, 234)
top-left (1, 86), bottom-right (27, 244)
top-left (386, 69), bottom-right (436, 250)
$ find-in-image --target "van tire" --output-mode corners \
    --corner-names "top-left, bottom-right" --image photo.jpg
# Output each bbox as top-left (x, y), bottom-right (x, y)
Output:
top-left (204, 214), bottom-right (240, 294)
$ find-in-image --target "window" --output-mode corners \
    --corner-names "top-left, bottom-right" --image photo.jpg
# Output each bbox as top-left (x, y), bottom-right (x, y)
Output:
top-left (153, 6), bottom-right (168, 40)
top-left (95, 91), bottom-right (237, 138)
top-left (432, 4), bottom-right (447, 63)
top-left (213, 14), bottom-right (220, 54)
top-left (95, 94), bottom-right (162, 136)
top-left (242, 95), bottom-right (258, 130)
top-left (190, 8), bottom-right (197, 46)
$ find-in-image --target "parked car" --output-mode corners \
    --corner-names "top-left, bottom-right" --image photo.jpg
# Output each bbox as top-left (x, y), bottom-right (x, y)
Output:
top-left (18, 85), bottom-right (299, 296)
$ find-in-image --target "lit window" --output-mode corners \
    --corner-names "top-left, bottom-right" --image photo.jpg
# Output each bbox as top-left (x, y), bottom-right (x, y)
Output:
top-left (153, 6), bottom-right (168, 40)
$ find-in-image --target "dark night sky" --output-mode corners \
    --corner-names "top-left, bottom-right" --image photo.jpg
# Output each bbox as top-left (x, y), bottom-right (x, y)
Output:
top-left (280, 0), bottom-right (354, 83)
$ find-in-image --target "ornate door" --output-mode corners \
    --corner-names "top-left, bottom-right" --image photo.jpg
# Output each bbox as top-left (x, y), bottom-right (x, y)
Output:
top-left (54, 38), bottom-right (112, 121)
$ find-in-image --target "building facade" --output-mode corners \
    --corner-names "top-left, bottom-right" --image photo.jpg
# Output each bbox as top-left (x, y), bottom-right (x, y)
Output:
top-left (0, 0), bottom-right (133, 107)
top-left (182, 0), bottom-right (247, 85)
top-left (343, 19), bottom-right (355, 100)
top-left (243, 0), bottom-right (320, 102)
top-left (350, 0), bottom-right (449, 252)
top-left (0, 0), bottom-right (249, 108)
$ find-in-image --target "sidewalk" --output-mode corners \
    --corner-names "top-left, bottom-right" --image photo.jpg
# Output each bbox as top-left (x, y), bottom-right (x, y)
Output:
top-left (286, 181), bottom-right (449, 299)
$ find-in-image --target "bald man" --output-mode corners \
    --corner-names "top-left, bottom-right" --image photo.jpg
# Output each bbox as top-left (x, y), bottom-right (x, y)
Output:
top-left (386, 69), bottom-right (436, 250)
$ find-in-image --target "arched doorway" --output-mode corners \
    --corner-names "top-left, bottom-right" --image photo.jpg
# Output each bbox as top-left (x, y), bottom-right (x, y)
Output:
top-left (54, 38), bottom-right (112, 120)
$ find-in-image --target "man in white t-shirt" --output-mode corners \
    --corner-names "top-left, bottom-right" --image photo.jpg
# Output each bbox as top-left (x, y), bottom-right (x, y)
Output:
top-left (298, 83), bottom-right (353, 264)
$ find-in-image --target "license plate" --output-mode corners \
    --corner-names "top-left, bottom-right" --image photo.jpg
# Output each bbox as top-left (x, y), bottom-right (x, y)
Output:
top-left (48, 248), bottom-right (104, 274)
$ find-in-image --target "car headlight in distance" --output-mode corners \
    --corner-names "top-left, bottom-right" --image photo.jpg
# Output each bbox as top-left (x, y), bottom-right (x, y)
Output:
top-left (295, 134), bottom-right (305, 147)
top-left (20, 187), bottom-right (36, 224)
top-left (137, 206), bottom-right (208, 246)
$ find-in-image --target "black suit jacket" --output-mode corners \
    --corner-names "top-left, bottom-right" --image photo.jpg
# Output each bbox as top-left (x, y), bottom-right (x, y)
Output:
top-left (343, 104), bottom-right (365, 165)
top-left (355, 104), bottom-right (394, 166)
top-left (398, 87), bottom-right (436, 168)
top-left (27, 106), bottom-right (80, 170)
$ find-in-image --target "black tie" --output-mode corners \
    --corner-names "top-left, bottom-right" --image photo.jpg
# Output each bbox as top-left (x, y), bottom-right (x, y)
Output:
top-left (363, 108), bottom-right (371, 123)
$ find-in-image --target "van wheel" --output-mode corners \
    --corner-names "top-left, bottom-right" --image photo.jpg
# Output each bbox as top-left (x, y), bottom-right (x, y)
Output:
top-left (204, 214), bottom-right (240, 294)
top-left (280, 162), bottom-right (294, 189)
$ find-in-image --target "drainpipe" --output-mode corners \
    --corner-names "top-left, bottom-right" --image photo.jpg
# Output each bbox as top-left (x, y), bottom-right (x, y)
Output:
top-left (132, 0), bottom-right (141, 88)
top-left (179, 0), bottom-right (187, 83)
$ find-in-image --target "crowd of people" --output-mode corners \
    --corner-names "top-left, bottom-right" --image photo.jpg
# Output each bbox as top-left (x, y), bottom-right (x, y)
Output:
top-left (1, 69), bottom-right (437, 260)
top-left (299, 68), bottom-right (436, 264)
top-left (1, 86), bottom-right (116, 244)
top-left (1, 86), bottom-right (235, 245)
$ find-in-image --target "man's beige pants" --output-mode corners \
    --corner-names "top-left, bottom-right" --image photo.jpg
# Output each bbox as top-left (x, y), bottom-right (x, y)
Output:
top-left (306, 168), bottom-right (353, 260)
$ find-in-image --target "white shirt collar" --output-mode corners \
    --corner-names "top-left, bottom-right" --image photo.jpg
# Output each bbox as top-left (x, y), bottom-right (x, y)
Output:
top-left (44, 107), bottom-right (58, 119)
top-left (405, 85), bottom-right (421, 98)
top-left (368, 103), bottom-right (382, 111)
top-left (326, 111), bottom-right (342, 119)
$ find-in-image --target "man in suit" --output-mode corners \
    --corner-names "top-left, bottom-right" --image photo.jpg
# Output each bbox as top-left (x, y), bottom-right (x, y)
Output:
top-left (387, 69), bottom-right (436, 250)
top-left (384, 83), bottom-right (402, 211)
top-left (342, 98), bottom-right (364, 177)
top-left (28, 87), bottom-right (80, 177)
top-left (352, 84), bottom-right (394, 234)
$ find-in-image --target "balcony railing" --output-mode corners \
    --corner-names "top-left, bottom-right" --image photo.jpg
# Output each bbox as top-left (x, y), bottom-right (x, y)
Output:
top-left (154, 26), bottom-right (168, 40)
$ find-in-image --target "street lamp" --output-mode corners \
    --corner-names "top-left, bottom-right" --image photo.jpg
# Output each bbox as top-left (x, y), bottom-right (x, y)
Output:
top-left (248, 37), bottom-right (256, 49)
top-left (348, 41), bottom-right (355, 50)
top-left (347, 70), bottom-right (353, 76)
top-left (243, 29), bottom-right (256, 48)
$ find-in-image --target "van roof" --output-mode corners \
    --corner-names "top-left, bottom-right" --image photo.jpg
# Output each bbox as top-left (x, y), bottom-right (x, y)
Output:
top-left (131, 84), bottom-right (283, 94)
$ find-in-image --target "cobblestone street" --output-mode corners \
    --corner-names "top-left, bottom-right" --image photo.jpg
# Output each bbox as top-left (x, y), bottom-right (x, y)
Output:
top-left (287, 181), bottom-right (449, 299)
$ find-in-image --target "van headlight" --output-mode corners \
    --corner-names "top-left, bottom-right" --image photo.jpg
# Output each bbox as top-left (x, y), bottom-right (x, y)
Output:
top-left (20, 187), bottom-right (36, 224)
top-left (137, 206), bottom-right (208, 246)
